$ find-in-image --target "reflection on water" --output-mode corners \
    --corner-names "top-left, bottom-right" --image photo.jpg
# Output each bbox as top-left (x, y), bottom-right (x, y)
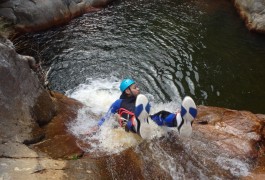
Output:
top-left (13, 0), bottom-right (265, 113)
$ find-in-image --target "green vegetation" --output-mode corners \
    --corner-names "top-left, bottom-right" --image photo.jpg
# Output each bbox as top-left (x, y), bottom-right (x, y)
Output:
top-left (71, 154), bottom-right (80, 160)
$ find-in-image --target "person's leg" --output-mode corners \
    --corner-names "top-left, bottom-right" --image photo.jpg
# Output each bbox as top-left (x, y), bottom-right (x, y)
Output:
top-left (150, 111), bottom-right (178, 127)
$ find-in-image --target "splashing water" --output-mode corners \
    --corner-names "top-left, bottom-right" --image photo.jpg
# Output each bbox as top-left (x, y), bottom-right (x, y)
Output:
top-left (216, 156), bottom-right (250, 177)
top-left (66, 77), bottom-right (121, 113)
top-left (66, 77), bottom-right (182, 155)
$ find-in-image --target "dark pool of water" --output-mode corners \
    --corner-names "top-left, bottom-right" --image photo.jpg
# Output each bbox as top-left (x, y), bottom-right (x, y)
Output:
top-left (13, 0), bottom-right (265, 113)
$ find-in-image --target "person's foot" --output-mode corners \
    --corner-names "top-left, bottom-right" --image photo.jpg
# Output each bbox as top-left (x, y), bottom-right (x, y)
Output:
top-left (178, 96), bottom-right (197, 137)
top-left (135, 94), bottom-right (151, 138)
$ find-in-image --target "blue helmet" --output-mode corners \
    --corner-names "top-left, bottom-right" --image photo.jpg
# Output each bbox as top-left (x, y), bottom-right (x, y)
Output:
top-left (120, 79), bottom-right (135, 92)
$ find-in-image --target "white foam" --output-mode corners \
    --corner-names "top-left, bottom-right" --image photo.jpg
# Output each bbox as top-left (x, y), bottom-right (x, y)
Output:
top-left (216, 156), bottom-right (250, 177)
top-left (66, 78), bottom-right (143, 154)
top-left (97, 117), bottom-right (142, 153)
top-left (66, 77), bottom-right (182, 155)
top-left (65, 77), bottom-right (120, 114)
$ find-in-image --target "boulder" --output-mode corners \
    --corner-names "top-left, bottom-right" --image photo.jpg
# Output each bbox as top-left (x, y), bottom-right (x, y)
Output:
top-left (0, 0), bottom-right (115, 32)
top-left (233, 0), bottom-right (265, 33)
top-left (31, 91), bottom-right (84, 159)
top-left (0, 36), bottom-right (84, 179)
top-left (0, 36), bottom-right (43, 142)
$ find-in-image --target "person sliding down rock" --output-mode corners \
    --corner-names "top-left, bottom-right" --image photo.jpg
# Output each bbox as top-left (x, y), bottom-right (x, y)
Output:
top-left (88, 78), bottom-right (196, 135)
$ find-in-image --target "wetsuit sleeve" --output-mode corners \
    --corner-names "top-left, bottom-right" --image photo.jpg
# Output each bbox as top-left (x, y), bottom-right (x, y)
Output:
top-left (98, 99), bottom-right (122, 126)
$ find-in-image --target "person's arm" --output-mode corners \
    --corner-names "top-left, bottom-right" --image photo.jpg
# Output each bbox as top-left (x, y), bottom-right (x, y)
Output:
top-left (84, 99), bottom-right (122, 135)
top-left (97, 99), bottom-right (122, 126)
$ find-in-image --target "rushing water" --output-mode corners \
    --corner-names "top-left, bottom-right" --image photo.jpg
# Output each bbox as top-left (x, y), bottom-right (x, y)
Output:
top-left (12, 0), bottom-right (264, 178)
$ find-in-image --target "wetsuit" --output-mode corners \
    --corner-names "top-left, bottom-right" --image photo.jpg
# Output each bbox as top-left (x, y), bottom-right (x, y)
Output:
top-left (98, 93), bottom-right (177, 132)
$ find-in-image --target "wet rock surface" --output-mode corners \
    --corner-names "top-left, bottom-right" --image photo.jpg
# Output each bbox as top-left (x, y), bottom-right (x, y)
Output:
top-left (31, 92), bottom-right (84, 159)
top-left (62, 106), bottom-right (264, 179)
top-left (193, 106), bottom-right (265, 178)
top-left (23, 103), bottom-right (264, 179)
top-left (32, 91), bottom-right (56, 126)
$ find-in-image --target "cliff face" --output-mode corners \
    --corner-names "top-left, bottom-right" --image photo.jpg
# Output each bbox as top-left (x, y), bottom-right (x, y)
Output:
top-left (0, 0), bottom-right (115, 32)
top-left (0, 36), bottom-right (49, 142)
top-left (0, 36), bottom-right (84, 179)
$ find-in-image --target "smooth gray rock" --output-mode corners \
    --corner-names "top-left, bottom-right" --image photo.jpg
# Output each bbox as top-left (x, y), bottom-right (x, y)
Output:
top-left (0, 158), bottom-right (66, 179)
top-left (0, 37), bottom-right (41, 142)
top-left (0, 142), bottom-right (38, 158)
top-left (0, 0), bottom-right (115, 32)
top-left (234, 0), bottom-right (265, 32)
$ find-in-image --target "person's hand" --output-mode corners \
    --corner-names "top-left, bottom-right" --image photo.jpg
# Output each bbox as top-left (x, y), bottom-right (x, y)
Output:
top-left (121, 118), bottom-right (128, 127)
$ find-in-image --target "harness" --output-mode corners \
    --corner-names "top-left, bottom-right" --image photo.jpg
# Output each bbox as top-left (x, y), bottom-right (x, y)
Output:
top-left (118, 108), bottom-right (136, 127)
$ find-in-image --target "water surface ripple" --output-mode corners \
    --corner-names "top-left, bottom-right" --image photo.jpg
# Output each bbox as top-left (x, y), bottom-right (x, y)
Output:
top-left (14, 0), bottom-right (265, 113)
